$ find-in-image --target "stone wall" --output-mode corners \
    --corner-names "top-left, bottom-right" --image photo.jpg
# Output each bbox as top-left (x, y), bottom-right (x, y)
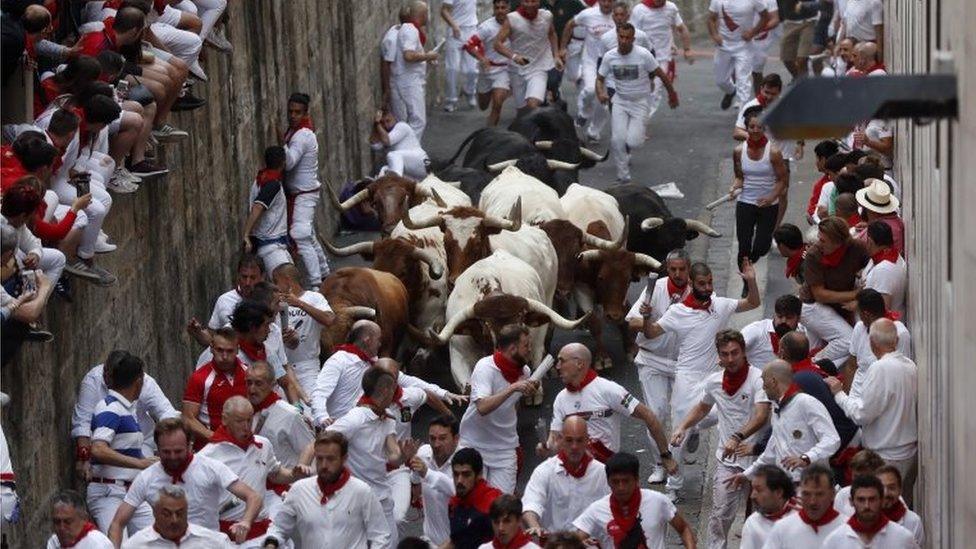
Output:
top-left (0, 1), bottom-right (397, 545)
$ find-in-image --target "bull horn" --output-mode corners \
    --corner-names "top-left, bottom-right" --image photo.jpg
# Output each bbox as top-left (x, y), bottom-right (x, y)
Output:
top-left (685, 219), bottom-right (722, 237)
top-left (487, 159), bottom-right (518, 172)
top-left (576, 249), bottom-right (602, 263)
top-left (634, 253), bottom-right (663, 270)
top-left (401, 206), bottom-right (442, 230)
top-left (546, 159), bottom-right (579, 171)
top-left (581, 232), bottom-right (618, 251)
top-left (525, 298), bottom-right (590, 330)
top-left (323, 239), bottom-right (375, 257)
top-left (484, 197), bottom-right (522, 232)
top-left (340, 306), bottom-right (376, 320)
top-left (330, 187), bottom-right (371, 212)
top-left (641, 217), bottom-right (665, 231)
top-left (534, 140), bottom-right (554, 150)
top-left (409, 246), bottom-right (445, 280)
top-left (430, 304), bottom-right (477, 344)
top-left (407, 323), bottom-right (438, 346)
top-left (579, 146), bottom-right (606, 161)
top-left (429, 188), bottom-right (448, 208)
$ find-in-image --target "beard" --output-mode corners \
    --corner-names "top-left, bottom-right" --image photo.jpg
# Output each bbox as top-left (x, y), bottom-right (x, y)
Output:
top-left (774, 322), bottom-right (793, 337)
top-left (692, 288), bottom-right (712, 302)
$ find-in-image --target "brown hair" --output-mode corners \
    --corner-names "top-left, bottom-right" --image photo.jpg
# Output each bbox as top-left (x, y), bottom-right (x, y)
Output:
top-left (850, 448), bottom-right (885, 474)
top-left (715, 329), bottom-right (745, 352)
top-left (818, 216), bottom-right (851, 246)
top-left (153, 417), bottom-right (190, 446)
top-left (315, 431), bottom-right (349, 456)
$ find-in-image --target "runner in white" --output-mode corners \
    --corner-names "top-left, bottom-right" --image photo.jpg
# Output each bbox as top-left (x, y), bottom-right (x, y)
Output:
top-left (380, 7), bottom-right (410, 114)
top-left (747, 0), bottom-right (780, 92)
top-left (559, 0), bottom-right (615, 141)
top-left (370, 110), bottom-right (430, 181)
top-left (740, 293), bottom-right (822, 369)
top-left (440, 0), bottom-right (479, 111)
top-left (821, 475), bottom-right (915, 549)
top-left (630, 0), bottom-right (694, 117)
top-left (764, 464), bottom-right (846, 548)
top-left (738, 465), bottom-right (797, 549)
top-left (408, 415), bottom-right (460, 547)
top-left (463, 0), bottom-right (512, 126)
top-left (596, 23), bottom-right (678, 182)
top-left (272, 263), bottom-right (335, 398)
top-left (480, 495), bottom-right (543, 549)
top-left (597, 2), bottom-right (654, 60)
top-left (876, 465), bottom-right (925, 546)
top-left (495, 0), bottom-right (564, 109)
top-left (843, 289), bottom-right (912, 401)
top-left (393, 1), bottom-right (438, 141)
top-left (312, 320), bottom-right (381, 426)
top-left (706, 0), bottom-right (770, 110)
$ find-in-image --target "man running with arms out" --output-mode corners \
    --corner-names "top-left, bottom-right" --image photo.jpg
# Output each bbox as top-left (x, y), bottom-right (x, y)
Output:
top-left (494, 0), bottom-right (564, 110)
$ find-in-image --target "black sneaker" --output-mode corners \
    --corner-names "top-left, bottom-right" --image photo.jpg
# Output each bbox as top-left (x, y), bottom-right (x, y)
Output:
top-left (54, 277), bottom-right (73, 302)
top-left (172, 94), bottom-right (207, 112)
top-left (129, 159), bottom-right (169, 178)
top-left (720, 93), bottom-right (735, 110)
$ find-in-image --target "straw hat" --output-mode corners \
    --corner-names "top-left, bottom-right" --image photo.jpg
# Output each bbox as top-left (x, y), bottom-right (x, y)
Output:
top-left (855, 178), bottom-right (899, 214)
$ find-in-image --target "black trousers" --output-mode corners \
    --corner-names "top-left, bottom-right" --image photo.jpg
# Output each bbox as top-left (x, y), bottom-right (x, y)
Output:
top-left (736, 201), bottom-right (779, 265)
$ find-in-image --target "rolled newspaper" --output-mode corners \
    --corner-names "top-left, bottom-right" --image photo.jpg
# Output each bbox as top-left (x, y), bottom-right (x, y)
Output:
top-left (430, 37), bottom-right (447, 53)
top-left (705, 188), bottom-right (742, 210)
top-left (529, 354), bottom-right (556, 382)
top-left (643, 273), bottom-right (659, 306)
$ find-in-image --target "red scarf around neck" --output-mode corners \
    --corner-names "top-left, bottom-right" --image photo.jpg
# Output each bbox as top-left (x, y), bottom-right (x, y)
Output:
top-left (493, 351), bottom-right (524, 384)
top-left (763, 498), bottom-right (798, 521)
top-left (567, 369), bottom-right (598, 393)
top-left (449, 478), bottom-right (501, 513)
top-left (666, 277), bottom-right (687, 301)
top-left (747, 134), bottom-right (769, 149)
top-left (883, 310), bottom-right (901, 321)
top-left (871, 248), bottom-right (899, 265)
top-left (239, 338), bottom-right (267, 362)
top-left (335, 343), bottom-right (375, 364)
top-left (791, 358), bottom-right (826, 377)
top-left (256, 168), bottom-right (283, 187)
top-left (210, 425), bottom-right (261, 451)
top-left (318, 468), bottom-right (351, 504)
top-left (410, 21), bottom-right (427, 45)
top-left (884, 500), bottom-right (907, 522)
top-left (866, 62), bottom-right (887, 74)
top-left (557, 451), bottom-right (593, 479)
top-left (785, 246), bottom-right (806, 278)
top-left (756, 93), bottom-right (770, 107)
top-left (253, 391), bottom-right (280, 413)
top-left (769, 331), bottom-right (781, 355)
top-left (284, 116), bottom-right (315, 144)
top-left (799, 507), bottom-right (840, 532)
top-left (63, 522), bottom-right (99, 547)
top-left (819, 243), bottom-right (849, 267)
top-left (642, 0), bottom-right (661, 8)
top-left (722, 364), bottom-right (750, 395)
top-left (777, 383), bottom-right (801, 409)
top-left (392, 385), bottom-right (404, 405)
top-left (517, 5), bottom-right (539, 20)
top-left (608, 488), bottom-right (645, 548)
top-left (682, 292), bottom-right (711, 311)
top-left (165, 453), bottom-right (194, 484)
top-left (493, 530), bottom-right (535, 549)
top-left (848, 513), bottom-right (889, 536)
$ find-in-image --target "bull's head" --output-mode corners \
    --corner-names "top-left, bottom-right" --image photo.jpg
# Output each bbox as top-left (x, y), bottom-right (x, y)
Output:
top-left (537, 219), bottom-right (626, 298)
top-left (577, 248), bottom-right (661, 322)
top-left (318, 304), bottom-right (378, 355)
top-left (533, 139), bottom-right (606, 168)
top-left (328, 175), bottom-right (448, 233)
top-left (323, 238), bottom-right (444, 293)
top-left (401, 199), bottom-right (522, 286)
top-left (640, 216), bottom-right (721, 258)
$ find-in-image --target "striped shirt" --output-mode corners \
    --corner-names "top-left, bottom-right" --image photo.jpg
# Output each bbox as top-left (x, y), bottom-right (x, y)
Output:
top-left (91, 390), bottom-right (143, 481)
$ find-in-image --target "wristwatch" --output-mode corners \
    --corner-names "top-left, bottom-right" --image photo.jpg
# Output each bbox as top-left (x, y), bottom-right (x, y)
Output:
top-left (800, 454), bottom-right (811, 465)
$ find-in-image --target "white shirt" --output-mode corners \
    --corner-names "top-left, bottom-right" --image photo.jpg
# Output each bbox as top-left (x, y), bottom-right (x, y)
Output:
top-left (631, 1), bottom-right (685, 61)
top-left (822, 519), bottom-right (917, 549)
top-left (507, 9), bottom-right (556, 75)
top-left (46, 530), bottom-right (113, 549)
top-left (312, 349), bottom-right (372, 423)
top-left (835, 351), bottom-right (918, 460)
top-left (265, 475), bottom-right (390, 549)
top-left (124, 455), bottom-right (239, 531)
top-left (254, 399), bottom-right (314, 468)
top-left (550, 376), bottom-right (640, 453)
top-left (475, 16), bottom-right (509, 73)
top-left (573, 489), bottom-right (677, 549)
top-left (598, 27), bottom-right (653, 60)
top-left (597, 45), bottom-right (660, 103)
top-left (700, 367), bottom-right (770, 468)
top-left (387, 386), bottom-right (427, 440)
top-left (394, 23), bottom-right (427, 84)
top-left (415, 444), bottom-right (456, 546)
top-left (862, 256), bottom-right (907, 317)
top-left (282, 126), bottom-right (319, 193)
top-left (741, 318), bottom-right (822, 371)
top-left (739, 508), bottom-right (796, 549)
top-left (656, 297), bottom-right (739, 374)
top-left (626, 277), bottom-right (688, 372)
top-left (207, 288), bottom-right (243, 330)
top-left (459, 355), bottom-right (530, 453)
top-left (443, 0), bottom-right (477, 28)
top-left (763, 511), bottom-right (846, 548)
top-left (248, 177), bottom-right (288, 240)
top-left (71, 364), bottom-right (178, 455)
top-left (122, 523), bottom-right (233, 548)
top-left (326, 406), bottom-right (396, 501)
top-left (896, 509), bottom-right (925, 547)
top-left (521, 455), bottom-right (609, 531)
top-left (847, 320), bottom-right (912, 400)
top-left (743, 393), bottom-right (840, 482)
top-left (283, 290), bottom-right (332, 365)
top-left (709, 0), bottom-right (767, 45)
top-left (735, 98), bottom-right (800, 161)
top-left (386, 121), bottom-right (424, 153)
top-left (381, 24), bottom-right (401, 64)
top-left (841, 0), bottom-right (883, 42)
top-left (400, 372), bottom-right (449, 400)
top-left (479, 542), bottom-right (541, 549)
top-left (573, 6), bottom-right (615, 62)
top-left (198, 436), bottom-right (280, 521)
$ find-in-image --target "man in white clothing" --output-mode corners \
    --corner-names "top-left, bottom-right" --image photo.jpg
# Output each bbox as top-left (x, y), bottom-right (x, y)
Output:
top-left (441, 0), bottom-right (479, 111)
top-left (523, 417), bottom-right (610, 537)
top-left (630, 0), bottom-right (694, 117)
top-left (393, 1), bottom-right (438, 140)
top-left (495, 0), bottom-right (564, 109)
top-left (876, 465), bottom-right (924, 546)
top-left (482, 495), bottom-right (543, 549)
top-left (246, 361), bottom-right (314, 471)
top-left (822, 475), bottom-right (916, 548)
top-left (123, 485), bottom-right (233, 548)
top-left (241, 147), bottom-right (291, 275)
top-left (47, 490), bottom-right (113, 549)
top-left (764, 464), bottom-right (846, 548)
top-left (707, 0), bottom-right (769, 110)
top-left (670, 330), bottom-right (771, 546)
top-left (463, 0), bottom-right (512, 126)
top-left (382, 7), bottom-right (411, 115)
top-left (862, 221), bottom-right (907, 317)
top-left (740, 293), bottom-right (823, 369)
top-left (837, 0), bottom-right (883, 59)
top-left (842, 289), bottom-right (912, 401)
top-left (827, 318), bottom-right (918, 505)
top-left (596, 23), bottom-right (678, 182)
top-left (738, 464), bottom-right (796, 549)
top-left (597, 2), bottom-right (654, 60)
top-left (312, 320), bottom-right (381, 426)
top-left (272, 264), bottom-right (335, 397)
top-left (408, 415), bottom-right (460, 546)
top-left (262, 432), bottom-right (390, 549)
top-left (458, 324), bottom-right (540, 493)
top-left (187, 255), bottom-right (264, 343)
top-left (370, 110), bottom-right (430, 181)
top-left (559, 0), bottom-right (615, 141)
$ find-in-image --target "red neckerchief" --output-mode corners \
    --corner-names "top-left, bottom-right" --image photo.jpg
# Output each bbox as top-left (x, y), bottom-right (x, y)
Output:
top-left (756, 93), bottom-right (770, 108)
top-left (763, 497), bottom-right (798, 520)
top-left (776, 383), bottom-right (802, 413)
top-left (722, 7), bottom-right (740, 31)
top-left (357, 395), bottom-right (382, 411)
top-left (253, 391), bottom-right (281, 413)
top-left (867, 62), bottom-right (887, 74)
top-left (567, 368), bottom-right (598, 393)
top-left (642, 0), bottom-right (661, 8)
top-left (318, 468), bottom-right (351, 504)
top-left (848, 513), bottom-right (889, 536)
top-left (785, 246), bottom-right (807, 278)
top-left (666, 277), bottom-right (687, 301)
top-left (847, 68), bottom-right (866, 78)
top-left (883, 310), bottom-right (901, 321)
top-left (334, 343), bottom-right (375, 364)
top-left (608, 489), bottom-right (645, 548)
top-left (164, 453), bottom-right (194, 484)
top-left (493, 530), bottom-right (534, 549)
top-left (871, 248), bottom-right (900, 265)
top-left (283, 117), bottom-right (315, 144)
top-left (210, 425), bottom-right (262, 451)
top-left (747, 134), bottom-right (769, 148)
top-left (256, 168), bottom-right (283, 187)
top-left (449, 478), bottom-right (502, 514)
top-left (799, 507), bottom-right (840, 533)
top-left (846, 213), bottom-right (862, 228)
top-left (819, 243), bottom-right (849, 267)
top-left (682, 292), bottom-right (711, 311)
top-left (558, 451), bottom-right (593, 479)
top-left (722, 363), bottom-right (750, 395)
top-left (410, 21), bottom-right (427, 46)
top-left (769, 331), bottom-right (781, 354)
top-left (239, 338), bottom-right (267, 362)
top-left (517, 5), bottom-right (539, 20)
top-left (884, 500), bottom-right (908, 522)
top-left (62, 522), bottom-right (99, 547)
top-left (791, 358), bottom-right (827, 377)
top-left (69, 105), bottom-right (92, 149)
top-left (392, 385), bottom-right (404, 405)
top-left (493, 351), bottom-right (524, 384)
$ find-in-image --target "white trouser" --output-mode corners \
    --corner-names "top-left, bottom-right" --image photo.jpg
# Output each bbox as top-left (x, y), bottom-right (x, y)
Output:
top-left (637, 361), bottom-right (675, 465)
top-left (74, 150), bottom-right (115, 184)
top-left (666, 370), bottom-right (715, 491)
top-left (86, 483), bottom-right (153, 535)
top-left (707, 463), bottom-right (750, 549)
top-left (52, 176), bottom-right (111, 260)
top-left (289, 192), bottom-right (330, 288)
top-left (150, 22), bottom-right (205, 78)
top-left (749, 34), bottom-right (775, 73)
top-left (21, 248), bottom-right (66, 286)
top-left (190, 0), bottom-right (227, 39)
top-left (577, 57), bottom-right (607, 138)
top-left (444, 26), bottom-right (478, 103)
top-left (292, 359), bottom-right (321, 399)
top-left (381, 496), bottom-right (397, 549)
top-left (714, 43), bottom-right (753, 106)
top-left (648, 55), bottom-right (672, 119)
top-left (382, 148), bottom-right (429, 181)
top-left (609, 97), bottom-right (650, 181)
top-left (800, 302), bottom-right (853, 365)
top-left (392, 79), bottom-right (427, 142)
top-left (390, 81), bottom-right (408, 125)
top-left (510, 70), bottom-right (548, 108)
top-left (564, 41), bottom-right (583, 85)
top-left (389, 467), bottom-right (412, 524)
top-left (480, 447), bottom-right (518, 494)
top-left (255, 240), bottom-right (292, 275)
top-left (476, 68), bottom-right (511, 94)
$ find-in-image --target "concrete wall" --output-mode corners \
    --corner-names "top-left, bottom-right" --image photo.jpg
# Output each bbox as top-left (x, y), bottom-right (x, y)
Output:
top-left (0, 1), bottom-right (397, 545)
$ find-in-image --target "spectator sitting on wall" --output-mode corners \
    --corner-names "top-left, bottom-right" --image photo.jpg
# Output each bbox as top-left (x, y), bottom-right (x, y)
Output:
top-left (1, 221), bottom-right (55, 366)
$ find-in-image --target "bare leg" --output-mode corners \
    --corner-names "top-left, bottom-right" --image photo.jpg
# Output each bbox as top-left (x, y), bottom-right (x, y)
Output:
top-left (109, 111), bottom-right (142, 165)
top-left (486, 88), bottom-right (509, 127)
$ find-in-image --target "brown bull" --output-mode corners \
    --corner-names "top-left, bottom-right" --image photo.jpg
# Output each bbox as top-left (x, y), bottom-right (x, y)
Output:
top-left (536, 218), bottom-right (627, 300)
top-left (328, 174), bottom-right (448, 233)
top-left (319, 267), bottom-right (410, 357)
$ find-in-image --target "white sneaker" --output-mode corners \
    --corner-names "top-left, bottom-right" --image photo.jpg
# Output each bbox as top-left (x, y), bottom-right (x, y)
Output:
top-left (647, 465), bottom-right (666, 484)
top-left (114, 166), bottom-right (141, 184)
top-left (205, 27), bottom-right (233, 52)
top-left (107, 176), bottom-right (138, 194)
top-left (95, 239), bottom-right (117, 254)
top-left (467, 95), bottom-right (478, 108)
top-left (443, 102), bottom-right (457, 113)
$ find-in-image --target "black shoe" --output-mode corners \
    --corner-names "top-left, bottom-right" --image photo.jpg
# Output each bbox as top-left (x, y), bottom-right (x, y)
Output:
top-left (54, 277), bottom-right (73, 302)
top-left (721, 93), bottom-right (735, 110)
top-left (172, 95), bottom-right (207, 112)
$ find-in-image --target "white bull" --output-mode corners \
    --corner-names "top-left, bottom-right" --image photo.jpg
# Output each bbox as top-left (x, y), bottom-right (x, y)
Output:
top-left (478, 166), bottom-right (567, 224)
top-left (560, 183), bottom-right (627, 240)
